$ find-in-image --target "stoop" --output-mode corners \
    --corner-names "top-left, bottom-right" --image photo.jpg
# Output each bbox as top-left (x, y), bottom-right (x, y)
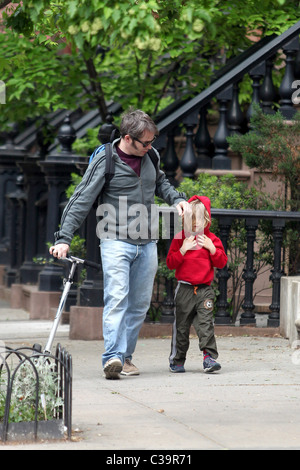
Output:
top-left (69, 306), bottom-right (103, 340)
top-left (280, 276), bottom-right (300, 345)
top-left (9, 284), bottom-right (61, 320)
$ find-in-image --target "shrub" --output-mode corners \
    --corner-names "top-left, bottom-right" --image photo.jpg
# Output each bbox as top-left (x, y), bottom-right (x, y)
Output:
top-left (0, 357), bottom-right (63, 423)
top-left (228, 105), bottom-right (300, 274)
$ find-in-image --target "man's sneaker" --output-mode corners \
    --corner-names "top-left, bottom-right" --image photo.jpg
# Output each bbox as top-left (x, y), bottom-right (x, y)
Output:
top-left (203, 356), bottom-right (221, 373)
top-left (121, 359), bottom-right (140, 376)
top-left (103, 357), bottom-right (122, 379)
top-left (169, 364), bottom-right (185, 373)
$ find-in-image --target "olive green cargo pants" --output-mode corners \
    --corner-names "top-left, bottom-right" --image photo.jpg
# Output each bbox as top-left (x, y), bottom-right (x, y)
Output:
top-left (169, 282), bottom-right (218, 366)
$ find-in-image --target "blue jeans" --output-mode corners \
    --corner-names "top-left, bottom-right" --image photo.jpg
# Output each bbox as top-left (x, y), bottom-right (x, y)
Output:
top-left (100, 240), bottom-right (158, 367)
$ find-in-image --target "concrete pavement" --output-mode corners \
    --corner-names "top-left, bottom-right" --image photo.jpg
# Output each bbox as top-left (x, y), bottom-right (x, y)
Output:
top-left (0, 300), bottom-right (300, 451)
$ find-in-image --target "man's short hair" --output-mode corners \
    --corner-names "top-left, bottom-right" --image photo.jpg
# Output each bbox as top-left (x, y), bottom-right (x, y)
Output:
top-left (120, 108), bottom-right (158, 139)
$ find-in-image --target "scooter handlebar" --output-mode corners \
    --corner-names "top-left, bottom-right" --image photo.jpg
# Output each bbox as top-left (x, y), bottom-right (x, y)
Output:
top-left (62, 255), bottom-right (101, 271)
top-left (83, 259), bottom-right (101, 270)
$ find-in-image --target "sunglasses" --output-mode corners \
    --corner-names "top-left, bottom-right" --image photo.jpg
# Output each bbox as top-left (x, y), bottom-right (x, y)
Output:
top-left (132, 136), bottom-right (157, 148)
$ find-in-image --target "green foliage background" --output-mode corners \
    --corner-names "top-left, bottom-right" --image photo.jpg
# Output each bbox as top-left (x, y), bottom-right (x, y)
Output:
top-left (0, 0), bottom-right (299, 130)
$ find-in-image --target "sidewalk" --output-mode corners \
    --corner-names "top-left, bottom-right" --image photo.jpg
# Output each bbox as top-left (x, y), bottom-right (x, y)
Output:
top-left (0, 300), bottom-right (300, 451)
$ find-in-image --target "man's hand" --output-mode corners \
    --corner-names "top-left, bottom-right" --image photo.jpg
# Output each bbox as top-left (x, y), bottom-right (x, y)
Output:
top-left (176, 201), bottom-right (191, 217)
top-left (49, 243), bottom-right (70, 259)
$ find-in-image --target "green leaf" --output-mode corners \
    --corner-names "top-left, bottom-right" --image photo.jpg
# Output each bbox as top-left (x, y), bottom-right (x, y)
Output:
top-left (103, 6), bottom-right (112, 19)
top-left (112, 9), bottom-right (121, 23)
top-left (68, 0), bottom-right (78, 18)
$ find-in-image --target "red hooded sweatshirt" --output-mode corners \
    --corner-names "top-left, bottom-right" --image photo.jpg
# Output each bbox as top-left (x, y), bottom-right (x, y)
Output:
top-left (166, 196), bottom-right (228, 285)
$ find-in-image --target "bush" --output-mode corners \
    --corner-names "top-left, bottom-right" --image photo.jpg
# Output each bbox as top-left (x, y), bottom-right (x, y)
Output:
top-left (228, 106), bottom-right (300, 212)
top-left (0, 358), bottom-right (63, 423)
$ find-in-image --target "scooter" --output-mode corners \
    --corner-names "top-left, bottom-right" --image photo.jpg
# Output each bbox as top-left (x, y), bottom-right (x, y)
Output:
top-left (32, 256), bottom-right (101, 355)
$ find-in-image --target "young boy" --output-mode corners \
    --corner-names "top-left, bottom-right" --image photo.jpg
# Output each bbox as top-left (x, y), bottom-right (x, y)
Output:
top-left (166, 195), bottom-right (228, 373)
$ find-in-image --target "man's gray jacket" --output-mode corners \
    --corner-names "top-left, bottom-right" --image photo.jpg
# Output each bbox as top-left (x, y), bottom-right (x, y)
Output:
top-left (54, 139), bottom-right (186, 246)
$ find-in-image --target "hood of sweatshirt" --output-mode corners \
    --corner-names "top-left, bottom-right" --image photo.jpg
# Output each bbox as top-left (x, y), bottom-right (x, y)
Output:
top-left (187, 195), bottom-right (211, 232)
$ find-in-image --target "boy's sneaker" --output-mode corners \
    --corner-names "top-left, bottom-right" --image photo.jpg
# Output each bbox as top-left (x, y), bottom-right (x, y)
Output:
top-left (203, 356), bottom-right (221, 373)
top-left (169, 364), bottom-right (185, 373)
top-left (103, 357), bottom-right (122, 379)
top-left (121, 359), bottom-right (140, 376)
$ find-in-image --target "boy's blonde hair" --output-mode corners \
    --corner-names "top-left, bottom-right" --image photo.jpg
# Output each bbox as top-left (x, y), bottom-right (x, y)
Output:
top-left (183, 199), bottom-right (210, 233)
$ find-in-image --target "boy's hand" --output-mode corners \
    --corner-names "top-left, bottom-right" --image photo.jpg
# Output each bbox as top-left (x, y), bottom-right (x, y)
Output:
top-left (180, 235), bottom-right (197, 255)
top-left (197, 234), bottom-right (216, 255)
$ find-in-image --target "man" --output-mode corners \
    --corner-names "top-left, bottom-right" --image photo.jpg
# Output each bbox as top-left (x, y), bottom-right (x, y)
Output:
top-left (50, 109), bottom-right (189, 379)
